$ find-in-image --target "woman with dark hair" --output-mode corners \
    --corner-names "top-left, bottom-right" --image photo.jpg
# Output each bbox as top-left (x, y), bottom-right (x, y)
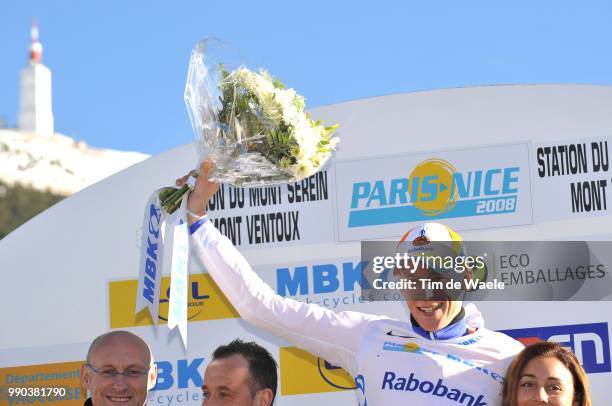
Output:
top-left (502, 342), bottom-right (591, 406)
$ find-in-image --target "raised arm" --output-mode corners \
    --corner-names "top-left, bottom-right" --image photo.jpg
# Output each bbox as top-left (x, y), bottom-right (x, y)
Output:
top-left (184, 161), bottom-right (382, 375)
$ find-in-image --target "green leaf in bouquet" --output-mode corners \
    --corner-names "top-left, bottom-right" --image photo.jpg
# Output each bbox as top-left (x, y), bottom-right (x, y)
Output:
top-left (272, 78), bottom-right (285, 90)
top-left (159, 187), bottom-right (176, 203)
top-left (158, 184), bottom-right (190, 214)
top-left (262, 126), bottom-right (296, 165)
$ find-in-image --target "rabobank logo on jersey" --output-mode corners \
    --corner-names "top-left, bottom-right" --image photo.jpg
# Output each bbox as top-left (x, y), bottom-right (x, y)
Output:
top-left (348, 157), bottom-right (520, 228)
top-left (334, 144), bottom-right (532, 241)
top-left (381, 371), bottom-right (487, 405)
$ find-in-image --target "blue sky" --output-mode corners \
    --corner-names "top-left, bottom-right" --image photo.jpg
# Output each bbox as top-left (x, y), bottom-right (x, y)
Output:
top-left (1, 1), bottom-right (611, 155)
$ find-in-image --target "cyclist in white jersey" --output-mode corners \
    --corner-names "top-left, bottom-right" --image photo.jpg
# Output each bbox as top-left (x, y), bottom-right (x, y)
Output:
top-left (181, 162), bottom-right (523, 406)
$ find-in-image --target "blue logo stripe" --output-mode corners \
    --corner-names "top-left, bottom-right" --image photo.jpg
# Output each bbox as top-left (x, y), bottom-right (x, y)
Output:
top-left (501, 323), bottom-right (611, 374)
top-left (348, 196), bottom-right (517, 227)
top-left (382, 343), bottom-right (408, 352)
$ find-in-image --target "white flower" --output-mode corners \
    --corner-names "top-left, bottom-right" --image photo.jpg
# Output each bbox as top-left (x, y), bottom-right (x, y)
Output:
top-left (292, 115), bottom-right (316, 144)
top-left (292, 159), bottom-right (315, 179)
top-left (312, 152), bottom-right (331, 167)
top-left (230, 67), bottom-right (275, 104)
top-left (292, 125), bottom-right (318, 160)
top-left (302, 138), bottom-right (318, 160)
top-left (275, 88), bottom-right (301, 124)
top-left (293, 94), bottom-right (305, 112)
top-left (328, 136), bottom-right (340, 150)
top-left (252, 71), bottom-right (275, 95)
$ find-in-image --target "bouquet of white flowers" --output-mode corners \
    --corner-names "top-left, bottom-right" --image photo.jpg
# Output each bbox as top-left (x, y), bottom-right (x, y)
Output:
top-left (138, 39), bottom-right (340, 346)
top-left (160, 38), bottom-right (339, 213)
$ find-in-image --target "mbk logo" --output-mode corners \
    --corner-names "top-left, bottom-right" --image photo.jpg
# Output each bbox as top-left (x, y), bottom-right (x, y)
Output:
top-left (153, 358), bottom-right (204, 390)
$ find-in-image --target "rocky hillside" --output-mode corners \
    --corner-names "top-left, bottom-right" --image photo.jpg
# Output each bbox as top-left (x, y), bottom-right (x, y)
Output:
top-left (0, 129), bottom-right (148, 195)
top-left (0, 129), bottom-right (149, 238)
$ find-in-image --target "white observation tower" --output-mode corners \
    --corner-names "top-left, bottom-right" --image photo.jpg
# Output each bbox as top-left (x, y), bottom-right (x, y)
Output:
top-left (18, 19), bottom-right (54, 138)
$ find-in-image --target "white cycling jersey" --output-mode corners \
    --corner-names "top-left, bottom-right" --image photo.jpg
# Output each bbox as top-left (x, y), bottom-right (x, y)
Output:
top-left (191, 221), bottom-right (523, 406)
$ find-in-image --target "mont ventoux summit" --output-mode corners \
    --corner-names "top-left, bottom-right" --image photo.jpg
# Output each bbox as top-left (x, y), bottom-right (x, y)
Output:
top-left (0, 21), bottom-right (149, 197)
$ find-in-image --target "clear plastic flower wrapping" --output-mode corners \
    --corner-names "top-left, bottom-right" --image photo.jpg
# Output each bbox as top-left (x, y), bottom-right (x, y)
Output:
top-left (184, 38), bottom-right (339, 187)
